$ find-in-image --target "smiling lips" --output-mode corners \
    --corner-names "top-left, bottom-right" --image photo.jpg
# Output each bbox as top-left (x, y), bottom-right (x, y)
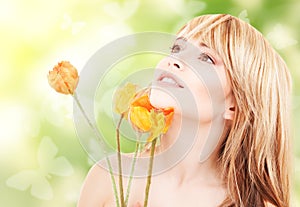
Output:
top-left (157, 73), bottom-right (184, 88)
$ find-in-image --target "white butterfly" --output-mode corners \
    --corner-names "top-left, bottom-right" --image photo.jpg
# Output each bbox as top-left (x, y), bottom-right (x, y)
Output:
top-left (166, 0), bottom-right (206, 16)
top-left (238, 9), bottom-right (250, 23)
top-left (6, 136), bottom-right (74, 200)
top-left (267, 24), bottom-right (298, 50)
top-left (61, 13), bottom-right (86, 35)
top-left (171, 0), bottom-right (206, 33)
top-left (102, 0), bottom-right (139, 20)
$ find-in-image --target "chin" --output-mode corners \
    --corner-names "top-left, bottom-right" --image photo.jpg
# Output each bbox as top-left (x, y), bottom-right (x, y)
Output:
top-left (149, 88), bottom-right (179, 110)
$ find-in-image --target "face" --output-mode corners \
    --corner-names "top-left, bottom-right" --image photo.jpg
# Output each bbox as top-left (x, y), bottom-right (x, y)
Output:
top-left (150, 37), bottom-right (234, 124)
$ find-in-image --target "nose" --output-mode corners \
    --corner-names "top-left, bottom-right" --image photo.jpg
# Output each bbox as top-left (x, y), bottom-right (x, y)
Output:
top-left (167, 58), bottom-right (183, 70)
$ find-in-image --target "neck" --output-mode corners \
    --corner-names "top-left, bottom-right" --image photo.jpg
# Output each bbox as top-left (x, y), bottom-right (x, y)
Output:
top-left (160, 114), bottom-right (223, 186)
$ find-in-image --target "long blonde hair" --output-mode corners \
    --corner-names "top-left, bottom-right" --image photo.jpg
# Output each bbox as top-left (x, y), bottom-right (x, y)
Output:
top-left (178, 14), bottom-right (292, 207)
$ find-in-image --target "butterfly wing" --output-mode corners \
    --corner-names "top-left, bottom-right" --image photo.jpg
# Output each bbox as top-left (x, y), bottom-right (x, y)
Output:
top-left (6, 137), bottom-right (71, 200)
top-left (6, 170), bottom-right (36, 191)
top-left (30, 175), bottom-right (53, 200)
top-left (6, 170), bottom-right (53, 200)
top-left (38, 136), bottom-right (58, 166)
top-left (48, 156), bottom-right (74, 176)
top-left (71, 22), bottom-right (86, 35)
top-left (38, 136), bottom-right (73, 177)
top-left (103, 0), bottom-right (139, 19)
top-left (61, 13), bottom-right (72, 30)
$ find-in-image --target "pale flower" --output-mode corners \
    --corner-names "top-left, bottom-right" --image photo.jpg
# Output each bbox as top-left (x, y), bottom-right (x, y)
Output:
top-left (113, 82), bottom-right (137, 115)
top-left (48, 61), bottom-right (79, 95)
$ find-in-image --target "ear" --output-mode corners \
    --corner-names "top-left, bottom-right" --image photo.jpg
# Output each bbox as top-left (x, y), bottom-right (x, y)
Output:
top-left (223, 106), bottom-right (235, 120)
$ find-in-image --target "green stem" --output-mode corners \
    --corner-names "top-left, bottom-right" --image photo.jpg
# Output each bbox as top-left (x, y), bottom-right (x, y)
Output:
top-left (143, 137), bottom-right (158, 207)
top-left (124, 134), bottom-right (141, 206)
top-left (116, 115), bottom-right (125, 207)
top-left (73, 92), bottom-right (120, 207)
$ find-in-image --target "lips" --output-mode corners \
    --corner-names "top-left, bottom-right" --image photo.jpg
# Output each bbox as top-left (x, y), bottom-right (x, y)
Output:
top-left (157, 73), bottom-right (184, 88)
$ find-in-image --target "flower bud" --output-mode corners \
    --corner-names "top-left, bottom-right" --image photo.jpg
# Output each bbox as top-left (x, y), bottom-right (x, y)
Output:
top-left (113, 82), bottom-right (137, 115)
top-left (48, 61), bottom-right (79, 95)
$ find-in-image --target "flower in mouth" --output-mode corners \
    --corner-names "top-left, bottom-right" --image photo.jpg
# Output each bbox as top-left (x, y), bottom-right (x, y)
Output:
top-left (129, 94), bottom-right (174, 141)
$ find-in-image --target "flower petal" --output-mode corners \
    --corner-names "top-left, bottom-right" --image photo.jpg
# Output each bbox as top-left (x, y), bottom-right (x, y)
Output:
top-left (129, 94), bottom-right (175, 139)
top-left (130, 95), bottom-right (154, 111)
top-left (147, 110), bottom-right (165, 142)
top-left (129, 106), bottom-right (151, 132)
top-left (113, 83), bottom-right (137, 115)
top-left (48, 61), bottom-right (79, 95)
top-left (163, 111), bottom-right (174, 133)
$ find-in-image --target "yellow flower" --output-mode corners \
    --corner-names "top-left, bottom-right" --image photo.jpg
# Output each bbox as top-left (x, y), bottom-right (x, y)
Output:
top-left (113, 83), bottom-right (137, 115)
top-left (48, 61), bottom-right (79, 95)
top-left (129, 106), bottom-right (151, 132)
top-left (147, 110), bottom-right (165, 142)
top-left (129, 95), bottom-right (174, 141)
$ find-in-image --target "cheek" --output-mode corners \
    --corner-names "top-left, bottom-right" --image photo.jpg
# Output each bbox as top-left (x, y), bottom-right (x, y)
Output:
top-left (192, 82), bottom-right (214, 122)
top-left (187, 71), bottom-right (227, 123)
top-left (194, 68), bottom-right (231, 120)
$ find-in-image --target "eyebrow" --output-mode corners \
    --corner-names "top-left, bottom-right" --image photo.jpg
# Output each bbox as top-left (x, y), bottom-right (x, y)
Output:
top-left (176, 37), bottom-right (209, 49)
top-left (175, 36), bottom-right (187, 41)
top-left (199, 42), bottom-right (209, 48)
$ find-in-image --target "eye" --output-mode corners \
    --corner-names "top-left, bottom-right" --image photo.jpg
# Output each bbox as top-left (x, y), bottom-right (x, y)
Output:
top-left (170, 44), bottom-right (181, 53)
top-left (198, 53), bottom-right (214, 64)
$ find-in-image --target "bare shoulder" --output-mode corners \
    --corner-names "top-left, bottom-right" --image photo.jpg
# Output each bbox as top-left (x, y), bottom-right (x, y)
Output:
top-left (77, 162), bottom-right (113, 207)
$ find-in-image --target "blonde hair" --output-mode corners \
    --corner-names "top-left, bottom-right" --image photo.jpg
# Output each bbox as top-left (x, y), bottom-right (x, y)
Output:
top-left (178, 14), bottom-right (292, 207)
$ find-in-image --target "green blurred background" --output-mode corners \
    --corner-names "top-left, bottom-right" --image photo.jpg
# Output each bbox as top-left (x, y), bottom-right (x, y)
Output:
top-left (0, 0), bottom-right (299, 206)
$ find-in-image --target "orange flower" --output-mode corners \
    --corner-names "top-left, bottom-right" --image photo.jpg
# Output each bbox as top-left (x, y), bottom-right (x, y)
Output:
top-left (129, 95), bottom-right (174, 140)
top-left (130, 106), bottom-right (152, 132)
top-left (48, 61), bottom-right (79, 95)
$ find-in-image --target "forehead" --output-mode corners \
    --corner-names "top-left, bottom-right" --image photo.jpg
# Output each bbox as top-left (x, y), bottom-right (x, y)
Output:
top-left (176, 24), bottom-right (230, 64)
top-left (174, 36), bottom-right (211, 52)
top-left (177, 31), bottom-right (214, 51)
top-left (176, 17), bottom-right (231, 51)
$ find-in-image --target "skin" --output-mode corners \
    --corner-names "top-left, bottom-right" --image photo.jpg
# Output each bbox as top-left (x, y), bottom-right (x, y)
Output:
top-left (77, 38), bottom-right (236, 207)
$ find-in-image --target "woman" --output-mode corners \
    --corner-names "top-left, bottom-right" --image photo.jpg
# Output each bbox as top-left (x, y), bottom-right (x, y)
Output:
top-left (78, 14), bottom-right (292, 207)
